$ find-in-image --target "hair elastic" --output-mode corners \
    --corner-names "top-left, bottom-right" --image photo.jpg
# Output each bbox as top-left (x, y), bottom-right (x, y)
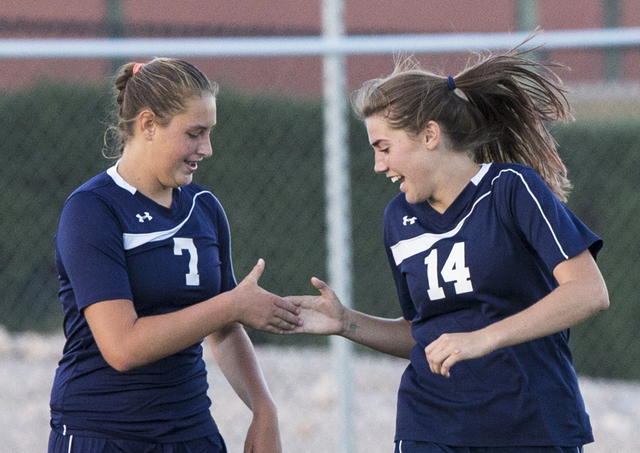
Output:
top-left (447, 75), bottom-right (456, 91)
top-left (132, 63), bottom-right (145, 75)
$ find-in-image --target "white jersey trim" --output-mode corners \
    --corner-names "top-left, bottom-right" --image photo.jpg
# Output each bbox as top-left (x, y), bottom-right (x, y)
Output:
top-left (471, 162), bottom-right (492, 185)
top-left (107, 161), bottom-right (137, 195)
top-left (491, 168), bottom-right (568, 259)
top-left (122, 190), bottom-right (213, 251)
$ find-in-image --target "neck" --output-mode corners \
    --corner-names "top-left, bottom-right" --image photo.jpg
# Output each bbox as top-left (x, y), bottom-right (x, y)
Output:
top-left (429, 154), bottom-right (481, 213)
top-left (117, 149), bottom-right (174, 208)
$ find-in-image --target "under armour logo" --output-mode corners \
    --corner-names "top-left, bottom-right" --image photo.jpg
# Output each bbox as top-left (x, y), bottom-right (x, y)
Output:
top-left (403, 215), bottom-right (417, 226)
top-left (136, 212), bottom-right (153, 222)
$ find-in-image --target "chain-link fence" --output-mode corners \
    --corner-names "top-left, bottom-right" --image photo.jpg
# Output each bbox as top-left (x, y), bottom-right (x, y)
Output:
top-left (1, 36), bottom-right (639, 381)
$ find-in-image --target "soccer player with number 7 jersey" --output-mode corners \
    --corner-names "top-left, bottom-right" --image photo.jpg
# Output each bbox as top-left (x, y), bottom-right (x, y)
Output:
top-left (49, 58), bottom-right (301, 453)
top-left (286, 41), bottom-right (609, 453)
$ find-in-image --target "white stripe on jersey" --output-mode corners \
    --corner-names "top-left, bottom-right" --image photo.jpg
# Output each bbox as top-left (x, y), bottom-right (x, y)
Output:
top-left (390, 192), bottom-right (491, 265)
top-left (122, 190), bottom-right (213, 250)
top-left (490, 168), bottom-right (568, 260)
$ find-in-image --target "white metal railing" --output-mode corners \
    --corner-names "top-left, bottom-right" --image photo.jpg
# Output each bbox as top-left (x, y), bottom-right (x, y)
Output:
top-left (0, 27), bottom-right (639, 58)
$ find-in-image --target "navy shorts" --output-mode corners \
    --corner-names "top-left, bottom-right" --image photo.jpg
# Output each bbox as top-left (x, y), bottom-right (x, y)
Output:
top-left (48, 429), bottom-right (227, 453)
top-left (394, 441), bottom-right (584, 453)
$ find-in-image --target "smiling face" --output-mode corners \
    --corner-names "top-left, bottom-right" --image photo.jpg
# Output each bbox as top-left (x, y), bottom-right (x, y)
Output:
top-left (150, 95), bottom-right (217, 191)
top-left (366, 114), bottom-right (438, 205)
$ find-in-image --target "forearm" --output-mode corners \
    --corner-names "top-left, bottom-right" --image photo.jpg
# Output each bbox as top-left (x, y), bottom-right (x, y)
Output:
top-left (286, 277), bottom-right (415, 359)
top-left (207, 324), bottom-right (276, 413)
top-left (87, 259), bottom-right (301, 372)
top-left (483, 277), bottom-right (609, 352)
top-left (340, 309), bottom-right (414, 359)
top-left (425, 251), bottom-right (609, 378)
top-left (131, 294), bottom-right (243, 364)
top-left (85, 291), bottom-right (241, 372)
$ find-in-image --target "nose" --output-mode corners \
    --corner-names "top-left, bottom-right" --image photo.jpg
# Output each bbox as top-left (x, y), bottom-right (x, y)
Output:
top-left (373, 150), bottom-right (387, 174)
top-left (200, 136), bottom-right (213, 159)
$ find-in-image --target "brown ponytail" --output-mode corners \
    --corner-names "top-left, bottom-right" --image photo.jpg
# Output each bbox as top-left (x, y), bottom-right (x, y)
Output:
top-left (352, 41), bottom-right (573, 202)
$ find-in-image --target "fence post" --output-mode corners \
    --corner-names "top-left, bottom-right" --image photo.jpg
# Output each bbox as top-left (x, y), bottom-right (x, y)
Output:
top-left (322, 0), bottom-right (355, 452)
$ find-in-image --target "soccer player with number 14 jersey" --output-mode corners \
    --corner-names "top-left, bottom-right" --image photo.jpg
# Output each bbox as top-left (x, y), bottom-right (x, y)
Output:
top-left (286, 41), bottom-right (609, 453)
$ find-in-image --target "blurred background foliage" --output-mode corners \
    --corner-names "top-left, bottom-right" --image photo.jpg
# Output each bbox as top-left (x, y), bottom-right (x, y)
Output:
top-left (0, 83), bottom-right (638, 379)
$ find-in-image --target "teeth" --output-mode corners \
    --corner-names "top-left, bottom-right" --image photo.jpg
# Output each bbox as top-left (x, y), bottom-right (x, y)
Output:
top-left (391, 176), bottom-right (401, 183)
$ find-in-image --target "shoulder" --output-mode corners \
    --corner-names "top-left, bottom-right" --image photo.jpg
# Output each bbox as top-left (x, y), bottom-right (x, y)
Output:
top-left (486, 163), bottom-right (542, 187)
top-left (180, 183), bottom-right (223, 210)
top-left (484, 163), bottom-right (553, 203)
top-left (178, 183), bottom-right (229, 228)
top-left (63, 171), bottom-right (117, 213)
top-left (57, 174), bottom-right (125, 247)
top-left (182, 182), bottom-right (215, 197)
top-left (59, 168), bottom-right (141, 234)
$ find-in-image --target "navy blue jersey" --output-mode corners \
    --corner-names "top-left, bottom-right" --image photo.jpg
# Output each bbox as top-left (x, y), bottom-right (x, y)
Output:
top-left (50, 164), bottom-right (237, 442)
top-left (385, 163), bottom-right (601, 447)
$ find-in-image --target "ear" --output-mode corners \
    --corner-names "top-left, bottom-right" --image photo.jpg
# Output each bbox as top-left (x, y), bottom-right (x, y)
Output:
top-left (137, 110), bottom-right (157, 140)
top-left (423, 120), bottom-right (441, 150)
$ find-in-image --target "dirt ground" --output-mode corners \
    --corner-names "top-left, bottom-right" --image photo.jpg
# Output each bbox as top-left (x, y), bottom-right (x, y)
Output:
top-left (1, 330), bottom-right (639, 453)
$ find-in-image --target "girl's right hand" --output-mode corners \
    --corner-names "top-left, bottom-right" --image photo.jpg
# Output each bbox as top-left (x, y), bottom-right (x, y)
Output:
top-left (232, 259), bottom-right (302, 334)
top-left (283, 277), bottom-right (346, 335)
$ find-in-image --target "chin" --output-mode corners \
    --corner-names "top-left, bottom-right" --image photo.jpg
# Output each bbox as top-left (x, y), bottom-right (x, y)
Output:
top-left (404, 194), bottom-right (418, 204)
top-left (176, 175), bottom-right (193, 187)
top-left (405, 193), bottom-right (427, 205)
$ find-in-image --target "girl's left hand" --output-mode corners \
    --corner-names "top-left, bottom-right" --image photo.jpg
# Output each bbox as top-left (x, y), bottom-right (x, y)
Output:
top-left (424, 331), bottom-right (494, 378)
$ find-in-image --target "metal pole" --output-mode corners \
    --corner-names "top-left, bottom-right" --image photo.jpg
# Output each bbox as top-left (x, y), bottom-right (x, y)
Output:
top-left (603, 0), bottom-right (621, 81)
top-left (516, 0), bottom-right (545, 60)
top-left (516, 0), bottom-right (539, 31)
top-left (322, 0), bottom-right (354, 452)
top-left (105, 0), bottom-right (125, 74)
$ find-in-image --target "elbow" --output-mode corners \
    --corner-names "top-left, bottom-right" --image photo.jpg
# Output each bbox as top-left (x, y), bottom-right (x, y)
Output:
top-left (596, 286), bottom-right (610, 313)
top-left (590, 281), bottom-right (610, 315)
top-left (109, 359), bottom-right (136, 373)
top-left (101, 348), bottom-right (142, 373)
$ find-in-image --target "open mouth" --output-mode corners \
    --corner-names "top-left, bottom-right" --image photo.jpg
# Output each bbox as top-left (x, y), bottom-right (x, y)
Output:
top-left (390, 176), bottom-right (401, 183)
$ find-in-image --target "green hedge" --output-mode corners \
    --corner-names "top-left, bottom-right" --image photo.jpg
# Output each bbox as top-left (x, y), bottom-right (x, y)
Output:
top-left (1, 83), bottom-right (638, 379)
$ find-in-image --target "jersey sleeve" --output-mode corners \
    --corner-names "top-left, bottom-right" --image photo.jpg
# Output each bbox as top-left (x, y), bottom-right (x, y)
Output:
top-left (56, 191), bottom-right (133, 311)
top-left (495, 166), bottom-right (603, 274)
top-left (213, 199), bottom-right (237, 293)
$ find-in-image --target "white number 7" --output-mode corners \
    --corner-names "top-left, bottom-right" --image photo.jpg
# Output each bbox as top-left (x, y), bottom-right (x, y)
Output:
top-left (173, 237), bottom-right (200, 286)
top-left (424, 242), bottom-right (473, 301)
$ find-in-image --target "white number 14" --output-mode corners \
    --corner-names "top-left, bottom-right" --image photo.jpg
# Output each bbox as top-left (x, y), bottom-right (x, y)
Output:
top-left (424, 242), bottom-right (473, 301)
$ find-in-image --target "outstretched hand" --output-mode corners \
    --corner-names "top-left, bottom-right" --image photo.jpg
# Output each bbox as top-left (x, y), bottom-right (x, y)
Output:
top-left (283, 277), bottom-right (346, 335)
top-left (232, 259), bottom-right (302, 334)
